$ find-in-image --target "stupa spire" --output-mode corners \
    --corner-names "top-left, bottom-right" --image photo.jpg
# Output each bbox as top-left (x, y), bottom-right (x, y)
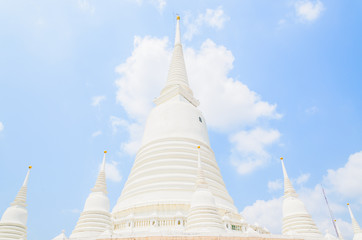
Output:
top-left (0, 166), bottom-right (32, 240)
top-left (156, 16), bottom-right (199, 107)
top-left (186, 146), bottom-right (224, 232)
top-left (280, 157), bottom-right (297, 197)
top-left (280, 157), bottom-right (322, 237)
top-left (92, 151), bottom-right (107, 193)
top-left (12, 166), bottom-right (32, 207)
top-left (174, 15), bottom-right (181, 45)
top-left (69, 151), bottom-right (112, 239)
top-left (348, 203), bottom-right (362, 234)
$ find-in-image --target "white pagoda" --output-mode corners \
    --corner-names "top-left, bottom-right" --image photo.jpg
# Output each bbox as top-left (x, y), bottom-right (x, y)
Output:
top-left (3, 15), bottom-right (352, 240)
top-left (69, 151), bottom-right (112, 240)
top-left (0, 166), bottom-right (32, 240)
top-left (110, 16), bottom-right (268, 237)
top-left (280, 157), bottom-right (322, 239)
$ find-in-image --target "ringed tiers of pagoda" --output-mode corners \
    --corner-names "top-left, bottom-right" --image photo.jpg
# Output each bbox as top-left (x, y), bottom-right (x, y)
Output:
top-left (98, 236), bottom-right (302, 240)
top-left (111, 16), bottom-right (268, 235)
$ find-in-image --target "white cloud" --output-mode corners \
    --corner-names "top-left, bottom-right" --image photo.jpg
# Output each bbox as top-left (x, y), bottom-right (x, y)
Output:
top-left (230, 128), bottom-right (281, 175)
top-left (242, 198), bottom-right (283, 234)
top-left (268, 179), bottom-right (283, 192)
top-left (185, 40), bottom-right (281, 131)
top-left (91, 130), bottom-right (102, 137)
top-left (0, 122), bottom-right (3, 132)
top-left (184, 6), bottom-right (230, 40)
top-left (324, 151), bottom-right (362, 203)
top-left (109, 116), bottom-right (144, 155)
top-left (114, 36), bottom-right (281, 171)
top-left (133, 0), bottom-right (166, 11)
top-left (120, 121), bottom-right (144, 155)
top-left (305, 106), bottom-right (319, 114)
top-left (153, 0), bottom-right (166, 11)
top-left (115, 36), bottom-right (170, 121)
top-left (110, 116), bottom-right (128, 134)
top-left (295, 173), bottom-right (310, 185)
top-left (100, 161), bottom-right (122, 182)
top-left (78, 0), bottom-right (95, 15)
top-left (91, 95), bottom-right (106, 107)
top-left (278, 19), bottom-right (286, 26)
top-left (295, 0), bottom-right (324, 22)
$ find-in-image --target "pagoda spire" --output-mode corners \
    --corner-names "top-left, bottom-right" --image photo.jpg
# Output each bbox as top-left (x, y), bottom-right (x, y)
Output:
top-left (69, 151), bottom-right (112, 239)
top-left (155, 16), bottom-right (199, 107)
top-left (0, 166), bottom-right (32, 240)
top-left (174, 15), bottom-right (181, 45)
top-left (348, 203), bottom-right (362, 234)
top-left (280, 157), bottom-right (322, 237)
top-left (92, 150), bottom-right (107, 194)
top-left (186, 146), bottom-right (224, 233)
top-left (280, 157), bottom-right (297, 197)
top-left (12, 166), bottom-right (32, 207)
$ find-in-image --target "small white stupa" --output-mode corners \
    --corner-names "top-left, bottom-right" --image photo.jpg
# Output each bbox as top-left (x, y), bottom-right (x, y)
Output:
top-left (69, 151), bottom-right (112, 240)
top-left (0, 166), bottom-right (32, 240)
top-left (347, 203), bottom-right (362, 240)
top-left (186, 146), bottom-right (224, 233)
top-left (280, 157), bottom-right (322, 238)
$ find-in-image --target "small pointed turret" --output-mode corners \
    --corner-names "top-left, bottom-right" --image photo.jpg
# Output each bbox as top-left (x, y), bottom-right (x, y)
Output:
top-left (155, 16), bottom-right (199, 107)
top-left (347, 203), bottom-right (362, 240)
top-left (280, 157), bottom-right (322, 238)
top-left (0, 166), bottom-right (32, 240)
top-left (280, 157), bottom-right (297, 197)
top-left (70, 151), bottom-right (112, 240)
top-left (186, 146), bottom-right (224, 233)
top-left (91, 151), bottom-right (107, 193)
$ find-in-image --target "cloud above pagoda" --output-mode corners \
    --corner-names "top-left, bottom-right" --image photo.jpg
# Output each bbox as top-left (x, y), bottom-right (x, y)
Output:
top-left (184, 6), bottom-right (230, 41)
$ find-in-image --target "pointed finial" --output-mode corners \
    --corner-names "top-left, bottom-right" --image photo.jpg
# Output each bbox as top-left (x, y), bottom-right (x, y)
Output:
top-left (280, 157), bottom-right (283, 160)
top-left (174, 15), bottom-right (181, 45)
top-left (347, 203), bottom-right (350, 205)
top-left (101, 151), bottom-right (107, 171)
top-left (22, 166), bottom-right (32, 187)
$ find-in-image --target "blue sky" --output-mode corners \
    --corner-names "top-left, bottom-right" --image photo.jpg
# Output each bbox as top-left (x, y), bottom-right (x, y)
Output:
top-left (0, 1), bottom-right (361, 239)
